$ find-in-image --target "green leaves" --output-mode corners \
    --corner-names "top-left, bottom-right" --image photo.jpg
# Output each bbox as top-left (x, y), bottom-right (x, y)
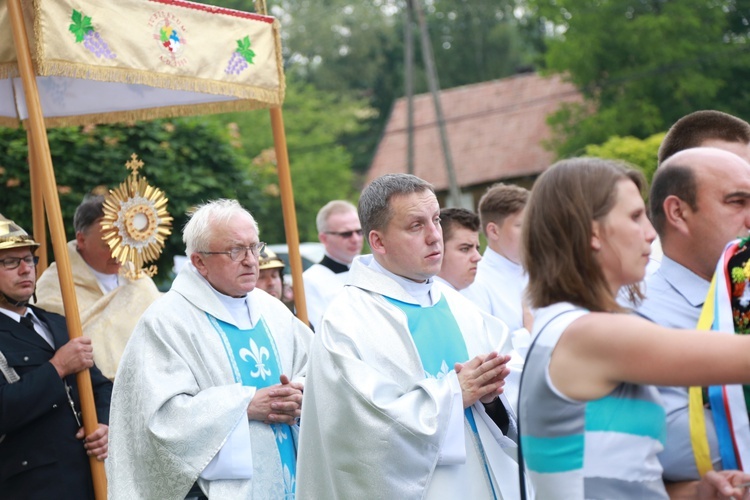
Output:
top-left (529, 0), bottom-right (750, 158)
top-left (236, 36), bottom-right (256, 64)
top-left (69, 9), bottom-right (94, 43)
top-left (584, 133), bottom-right (664, 185)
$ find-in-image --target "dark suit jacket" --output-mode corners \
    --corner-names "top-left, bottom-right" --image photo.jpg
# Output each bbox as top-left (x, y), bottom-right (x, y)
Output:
top-left (0, 305), bottom-right (112, 500)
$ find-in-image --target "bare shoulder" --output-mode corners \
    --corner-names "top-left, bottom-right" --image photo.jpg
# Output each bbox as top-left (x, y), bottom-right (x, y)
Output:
top-left (564, 310), bottom-right (666, 340)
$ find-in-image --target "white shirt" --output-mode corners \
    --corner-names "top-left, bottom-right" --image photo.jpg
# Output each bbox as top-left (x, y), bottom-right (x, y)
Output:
top-left (462, 247), bottom-right (527, 331)
top-left (302, 256), bottom-right (351, 331)
top-left (0, 307), bottom-right (55, 347)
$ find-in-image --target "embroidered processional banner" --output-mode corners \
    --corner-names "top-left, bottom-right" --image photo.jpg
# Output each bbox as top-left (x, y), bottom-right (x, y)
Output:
top-left (0, 0), bottom-right (284, 127)
top-left (690, 238), bottom-right (750, 474)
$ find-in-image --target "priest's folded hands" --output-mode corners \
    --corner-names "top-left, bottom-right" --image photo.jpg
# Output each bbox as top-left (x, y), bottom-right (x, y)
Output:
top-left (246, 373), bottom-right (304, 425)
top-left (454, 351), bottom-right (511, 408)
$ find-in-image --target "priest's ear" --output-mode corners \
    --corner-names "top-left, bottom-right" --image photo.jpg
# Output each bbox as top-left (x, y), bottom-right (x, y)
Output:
top-left (190, 252), bottom-right (209, 277)
top-left (369, 230), bottom-right (387, 256)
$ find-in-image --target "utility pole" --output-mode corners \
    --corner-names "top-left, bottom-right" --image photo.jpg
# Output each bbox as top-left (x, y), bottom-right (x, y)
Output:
top-left (409, 0), bottom-right (462, 207)
top-left (404, 0), bottom-right (415, 175)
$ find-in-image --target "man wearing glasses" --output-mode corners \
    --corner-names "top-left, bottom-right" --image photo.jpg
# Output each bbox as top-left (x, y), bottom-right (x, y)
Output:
top-left (0, 214), bottom-right (111, 499)
top-left (303, 200), bottom-right (364, 331)
top-left (107, 199), bottom-right (312, 500)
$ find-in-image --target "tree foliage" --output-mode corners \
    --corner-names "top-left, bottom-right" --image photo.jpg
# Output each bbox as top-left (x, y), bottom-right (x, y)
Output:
top-left (422, 0), bottom-right (537, 87)
top-left (0, 119), bottom-right (258, 285)
top-left (528, 0), bottom-right (750, 157)
top-left (209, 78), bottom-right (368, 243)
top-left (584, 133), bottom-right (664, 185)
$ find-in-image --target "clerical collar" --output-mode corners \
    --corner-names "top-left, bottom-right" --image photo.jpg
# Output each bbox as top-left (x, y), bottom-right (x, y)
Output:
top-left (320, 254), bottom-right (350, 274)
top-left (367, 257), bottom-right (436, 307)
top-left (88, 265), bottom-right (121, 294)
top-left (189, 265), bottom-right (258, 328)
top-left (213, 291), bottom-right (254, 330)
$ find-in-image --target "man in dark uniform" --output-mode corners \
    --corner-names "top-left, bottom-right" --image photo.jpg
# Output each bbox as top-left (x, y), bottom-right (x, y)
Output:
top-left (0, 214), bottom-right (112, 499)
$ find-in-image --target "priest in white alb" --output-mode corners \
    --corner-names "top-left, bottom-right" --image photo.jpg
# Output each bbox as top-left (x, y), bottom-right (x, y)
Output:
top-left (107, 199), bottom-right (312, 500)
top-left (296, 174), bottom-right (526, 499)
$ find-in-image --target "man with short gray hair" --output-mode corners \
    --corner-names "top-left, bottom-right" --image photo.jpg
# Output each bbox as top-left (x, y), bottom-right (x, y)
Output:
top-left (107, 199), bottom-right (312, 500)
top-left (302, 199), bottom-right (363, 330)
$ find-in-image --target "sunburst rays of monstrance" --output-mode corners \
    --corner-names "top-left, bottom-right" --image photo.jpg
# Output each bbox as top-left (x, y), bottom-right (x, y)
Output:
top-left (102, 153), bottom-right (173, 279)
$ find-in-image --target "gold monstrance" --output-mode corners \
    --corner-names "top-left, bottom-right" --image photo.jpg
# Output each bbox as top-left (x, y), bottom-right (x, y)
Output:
top-left (101, 153), bottom-right (172, 279)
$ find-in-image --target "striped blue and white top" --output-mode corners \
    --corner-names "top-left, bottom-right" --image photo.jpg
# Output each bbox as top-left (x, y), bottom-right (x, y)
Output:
top-left (520, 302), bottom-right (668, 500)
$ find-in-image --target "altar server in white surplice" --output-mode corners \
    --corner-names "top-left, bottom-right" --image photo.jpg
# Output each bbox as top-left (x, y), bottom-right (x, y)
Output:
top-left (107, 199), bottom-right (312, 500)
top-left (462, 183), bottom-right (530, 334)
top-left (296, 174), bottom-right (527, 499)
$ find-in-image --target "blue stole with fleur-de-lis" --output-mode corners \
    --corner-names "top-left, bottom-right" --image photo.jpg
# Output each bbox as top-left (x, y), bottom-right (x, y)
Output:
top-left (384, 295), bottom-right (497, 500)
top-left (209, 315), bottom-right (296, 498)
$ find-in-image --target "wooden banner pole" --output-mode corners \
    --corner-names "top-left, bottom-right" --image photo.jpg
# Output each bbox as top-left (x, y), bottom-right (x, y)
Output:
top-left (8, 1), bottom-right (107, 498)
top-left (27, 129), bottom-right (48, 273)
top-left (269, 107), bottom-right (309, 325)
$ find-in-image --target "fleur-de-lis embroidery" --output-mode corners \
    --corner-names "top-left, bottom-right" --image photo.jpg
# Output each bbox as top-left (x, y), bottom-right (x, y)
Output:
top-left (424, 360), bottom-right (451, 380)
top-left (274, 424), bottom-right (288, 443)
top-left (239, 339), bottom-right (271, 380)
top-left (283, 463), bottom-right (295, 497)
top-left (436, 360), bottom-right (450, 380)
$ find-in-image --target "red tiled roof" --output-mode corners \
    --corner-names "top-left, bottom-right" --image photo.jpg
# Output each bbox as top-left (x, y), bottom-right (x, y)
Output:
top-left (367, 73), bottom-right (583, 190)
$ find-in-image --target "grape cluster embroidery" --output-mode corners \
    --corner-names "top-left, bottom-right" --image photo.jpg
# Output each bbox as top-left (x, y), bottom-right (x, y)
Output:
top-left (69, 10), bottom-right (116, 59)
top-left (225, 36), bottom-right (256, 75)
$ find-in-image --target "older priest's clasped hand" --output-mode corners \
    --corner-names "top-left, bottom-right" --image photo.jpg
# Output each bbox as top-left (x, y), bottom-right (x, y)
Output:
top-left (246, 374), bottom-right (303, 425)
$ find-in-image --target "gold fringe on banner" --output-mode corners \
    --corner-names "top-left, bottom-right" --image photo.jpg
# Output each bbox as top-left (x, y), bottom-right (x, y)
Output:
top-left (272, 18), bottom-right (286, 103)
top-left (34, 60), bottom-right (284, 103)
top-left (0, 64), bottom-right (19, 80)
top-left (33, 98), bottom-right (279, 128)
top-left (0, 117), bottom-right (21, 128)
